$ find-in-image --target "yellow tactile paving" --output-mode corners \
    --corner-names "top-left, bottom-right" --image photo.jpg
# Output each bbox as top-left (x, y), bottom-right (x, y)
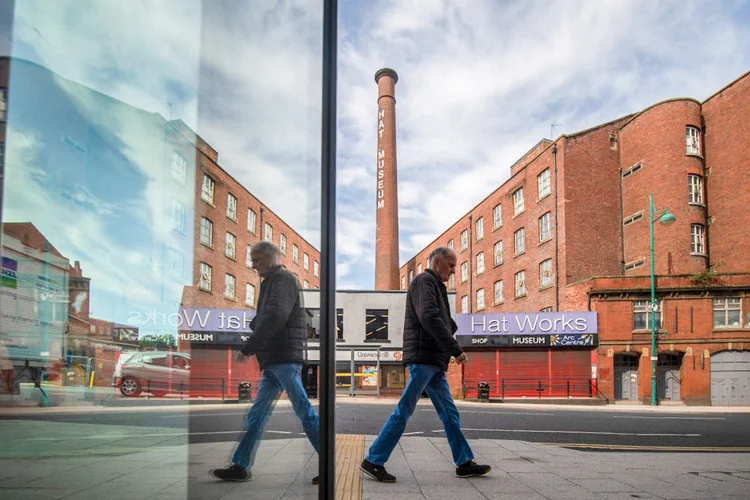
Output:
top-left (335, 434), bottom-right (365, 500)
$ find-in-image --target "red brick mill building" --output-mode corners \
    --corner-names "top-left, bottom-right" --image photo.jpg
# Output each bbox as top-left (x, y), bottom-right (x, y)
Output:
top-left (403, 70), bottom-right (750, 405)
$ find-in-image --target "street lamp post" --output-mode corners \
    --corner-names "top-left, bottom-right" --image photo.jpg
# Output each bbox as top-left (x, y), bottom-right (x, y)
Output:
top-left (648, 193), bottom-right (676, 406)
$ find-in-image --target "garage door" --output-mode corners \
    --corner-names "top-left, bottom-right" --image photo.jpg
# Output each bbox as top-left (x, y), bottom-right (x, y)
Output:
top-left (711, 351), bottom-right (750, 406)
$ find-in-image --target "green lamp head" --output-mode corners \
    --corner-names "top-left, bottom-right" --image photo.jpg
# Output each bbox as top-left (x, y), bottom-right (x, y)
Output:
top-left (658, 209), bottom-right (676, 226)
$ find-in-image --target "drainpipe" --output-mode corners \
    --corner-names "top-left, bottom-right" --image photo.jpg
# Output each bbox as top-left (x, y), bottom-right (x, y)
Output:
top-left (552, 144), bottom-right (560, 311)
top-left (468, 215), bottom-right (473, 312)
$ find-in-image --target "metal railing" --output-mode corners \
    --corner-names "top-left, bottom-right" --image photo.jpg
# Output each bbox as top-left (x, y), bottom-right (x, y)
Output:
top-left (114, 376), bottom-right (261, 401)
top-left (463, 378), bottom-right (596, 399)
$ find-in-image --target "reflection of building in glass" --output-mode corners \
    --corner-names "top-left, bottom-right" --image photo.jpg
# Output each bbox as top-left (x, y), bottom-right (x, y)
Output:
top-left (1, 223), bottom-right (138, 393)
top-left (403, 70), bottom-right (750, 405)
top-left (0, 56), bottom-right (320, 398)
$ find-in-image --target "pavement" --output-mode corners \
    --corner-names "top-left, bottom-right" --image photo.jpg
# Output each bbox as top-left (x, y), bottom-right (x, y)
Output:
top-left (1, 413), bottom-right (750, 500)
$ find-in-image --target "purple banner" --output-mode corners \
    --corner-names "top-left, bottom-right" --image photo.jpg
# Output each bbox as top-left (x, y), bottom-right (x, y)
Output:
top-left (456, 312), bottom-right (597, 336)
top-left (126, 307), bottom-right (256, 333)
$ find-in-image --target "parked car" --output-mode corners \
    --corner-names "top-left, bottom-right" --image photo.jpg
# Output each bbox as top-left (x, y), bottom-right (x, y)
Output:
top-left (112, 351), bottom-right (191, 397)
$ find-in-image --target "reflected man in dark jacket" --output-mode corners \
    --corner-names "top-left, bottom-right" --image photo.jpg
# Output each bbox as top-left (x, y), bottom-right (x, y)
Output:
top-left (361, 247), bottom-right (491, 482)
top-left (212, 241), bottom-right (319, 483)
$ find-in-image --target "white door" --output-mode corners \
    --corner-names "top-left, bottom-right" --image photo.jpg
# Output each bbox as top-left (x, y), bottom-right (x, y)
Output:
top-left (711, 351), bottom-right (750, 406)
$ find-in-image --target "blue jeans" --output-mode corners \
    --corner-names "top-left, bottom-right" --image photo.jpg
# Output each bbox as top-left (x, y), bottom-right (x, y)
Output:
top-left (232, 363), bottom-right (319, 469)
top-left (366, 363), bottom-right (474, 467)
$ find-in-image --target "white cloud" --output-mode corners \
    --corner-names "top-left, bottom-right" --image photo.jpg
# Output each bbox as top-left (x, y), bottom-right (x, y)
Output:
top-left (5, 0), bottom-right (749, 297)
top-left (335, 0), bottom-right (750, 288)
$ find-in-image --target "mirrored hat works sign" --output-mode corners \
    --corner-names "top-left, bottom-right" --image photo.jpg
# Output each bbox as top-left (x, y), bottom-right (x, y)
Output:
top-left (455, 312), bottom-right (598, 348)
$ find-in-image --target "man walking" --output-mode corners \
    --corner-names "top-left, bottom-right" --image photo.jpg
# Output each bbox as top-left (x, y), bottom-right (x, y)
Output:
top-left (212, 241), bottom-right (320, 483)
top-left (361, 246), bottom-right (491, 482)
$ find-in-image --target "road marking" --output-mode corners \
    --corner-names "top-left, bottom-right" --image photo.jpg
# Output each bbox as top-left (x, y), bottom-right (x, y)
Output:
top-left (27, 429), bottom-right (293, 440)
top-left (160, 410), bottom-right (294, 418)
top-left (420, 409), bottom-right (554, 416)
top-left (432, 428), bottom-right (700, 437)
top-left (544, 442), bottom-right (750, 452)
top-left (612, 416), bottom-right (725, 421)
top-left (402, 431), bottom-right (424, 436)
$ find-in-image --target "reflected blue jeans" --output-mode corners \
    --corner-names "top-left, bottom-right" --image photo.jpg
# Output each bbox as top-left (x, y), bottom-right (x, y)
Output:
top-left (366, 363), bottom-right (474, 467)
top-left (232, 363), bottom-right (319, 469)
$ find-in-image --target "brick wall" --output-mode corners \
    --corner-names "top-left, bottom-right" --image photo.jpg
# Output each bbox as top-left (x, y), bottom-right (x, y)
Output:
top-left (619, 99), bottom-right (707, 277)
top-left (702, 71), bottom-right (750, 274)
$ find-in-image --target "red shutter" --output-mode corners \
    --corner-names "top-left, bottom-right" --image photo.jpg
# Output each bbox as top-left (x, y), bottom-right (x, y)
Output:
top-left (464, 348), bottom-right (592, 398)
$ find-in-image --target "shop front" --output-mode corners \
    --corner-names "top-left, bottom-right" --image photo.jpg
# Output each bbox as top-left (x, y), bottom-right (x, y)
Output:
top-left (456, 312), bottom-right (599, 399)
top-left (305, 347), bottom-right (405, 397)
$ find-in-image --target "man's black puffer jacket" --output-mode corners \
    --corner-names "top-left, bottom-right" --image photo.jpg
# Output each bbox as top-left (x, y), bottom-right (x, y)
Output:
top-left (240, 266), bottom-right (306, 370)
top-left (402, 269), bottom-right (463, 371)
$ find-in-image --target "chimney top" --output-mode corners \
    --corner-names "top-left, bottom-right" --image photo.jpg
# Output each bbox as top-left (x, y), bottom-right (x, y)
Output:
top-left (375, 68), bottom-right (398, 84)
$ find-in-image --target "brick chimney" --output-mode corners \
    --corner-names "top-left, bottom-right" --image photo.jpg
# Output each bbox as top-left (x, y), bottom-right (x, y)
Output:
top-left (374, 68), bottom-right (400, 290)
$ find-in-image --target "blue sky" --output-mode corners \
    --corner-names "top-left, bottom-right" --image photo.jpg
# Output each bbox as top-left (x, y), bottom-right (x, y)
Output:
top-left (3, 0), bottom-right (750, 322)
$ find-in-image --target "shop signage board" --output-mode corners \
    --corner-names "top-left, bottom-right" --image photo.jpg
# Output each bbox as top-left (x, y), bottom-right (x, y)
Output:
top-left (456, 312), bottom-right (598, 348)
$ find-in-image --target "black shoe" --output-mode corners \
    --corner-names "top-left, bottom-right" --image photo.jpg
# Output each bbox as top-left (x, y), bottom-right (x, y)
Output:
top-left (312, 475), bottom-right (319, 485)
top-left (456, 460), bottom-right (491, 478)
top-left (360, 459), bottom-right (396, 482)
top-left (211, 464), bottom-right (251, 482)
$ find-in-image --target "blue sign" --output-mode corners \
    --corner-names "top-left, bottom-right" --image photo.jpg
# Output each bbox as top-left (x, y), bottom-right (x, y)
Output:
top-left (456, 312), bottom-right (597, 336)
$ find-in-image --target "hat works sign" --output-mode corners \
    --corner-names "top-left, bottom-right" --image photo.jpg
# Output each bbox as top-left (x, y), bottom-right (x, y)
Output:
top-left (127, 307), bottom-right (257, 346)
top-left (455, 312), bottom-right (598, 348)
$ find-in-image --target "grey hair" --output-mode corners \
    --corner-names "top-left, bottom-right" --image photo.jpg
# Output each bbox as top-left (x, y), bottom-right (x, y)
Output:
top-left (428, 246), bottom-right (456, 267)
top-left (251, 241), bottom-right (282, 264)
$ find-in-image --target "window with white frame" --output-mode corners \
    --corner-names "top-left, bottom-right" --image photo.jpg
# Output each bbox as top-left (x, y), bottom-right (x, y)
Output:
top-left (303, 279), bottom-right (309, 289)
top-left (633, 300), bottom-right (662, 330)
top-left (447, 239), bottom-right (454, 250)
top-left (476, 217), bottom-right (484, 240)
top-left (417, 263), bottom-right (422, 274)
top-left (314, 261), bottom-right (319, 277)
top-left (165, 248), bottom-right (183, 278)
top-left (624, 259), bottom-right (645, 271)
top-left (686, 126), bottom-right (701, 155)
top-left (226, 193), bottom-right (237, 221)
top-left (279, 234), bottom-right (287, 255)
top-left (460, 230), bottom-right (468, 251)
top-left (201, 174), bottom-right (215, 204)
top-left (540, 259), bottom-right (553, 288)
top-left (448, 274), bottom-right (454, 289)
top-left (247, 209), bottom-right (257, 234)
top-left (171, 199), bottom-right (185, 232)
top-left (461, 262), bottom-right (468, 283)
top-left (264, 223), bottom-right (273, 242)
top-left (494, 280), bottom-right (504, 304)
top-left (541, 307), bottom-right (553, 312)
top-left (623, 212), bottom-right (644, 226)
top-left (292, 244), bottom-right (299, 263)
top-left (401, 275), bottom-right (406, 290)
top-left (200, 217), bottom-right (213, 247)
top-left (303, 253), bottom-right (309, 270)
top-left (538, 168), bottom-right (551, 199)
top-left (246, 245), bottom-right (252, 267)
top-left (622, 162), bottom-right (642, 178)
top-left (476, 252), bottom-right (485, 275)
top-left (515, 271), bottom-right (526, 298)
top-left (246, 284), bottom-right (256, 307)
top-left (198, 262), bottom-right (212, 291)
top-left (713, 298), bottom-right (741, 328)
top-left (688, 175), bottom-right (704, 204)
top-left (0, 88), bottom-right (7, 121)
top-left (225, 232), bottom-right (236, 259)
top-left (514, 227), bottom-right (526, 255)
top-left (539, 212), bottom-right (552, 243)
top-left (493, 204), bottom-right (502, 229)
top-left (461, 295), bottom-right (468, 314)
top-left (224, 274), bottom-right (235, 300)
top-left (494, 240), bottom-right (503, 266)
top-left (171, 151), bottom-right (187, 184)
top-left (691, 224), bottom-right (706, 255)
top-left (409, 269), bottom-right (414, 283)
top-left (476, 288), bottom-right (485, 311)
top-left (513, 188), bottom-right (524, 216)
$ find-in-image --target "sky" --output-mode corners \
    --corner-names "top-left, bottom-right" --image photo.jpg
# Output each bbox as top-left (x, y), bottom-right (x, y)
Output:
top-left (2, 0), bottom-right (750, 321)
